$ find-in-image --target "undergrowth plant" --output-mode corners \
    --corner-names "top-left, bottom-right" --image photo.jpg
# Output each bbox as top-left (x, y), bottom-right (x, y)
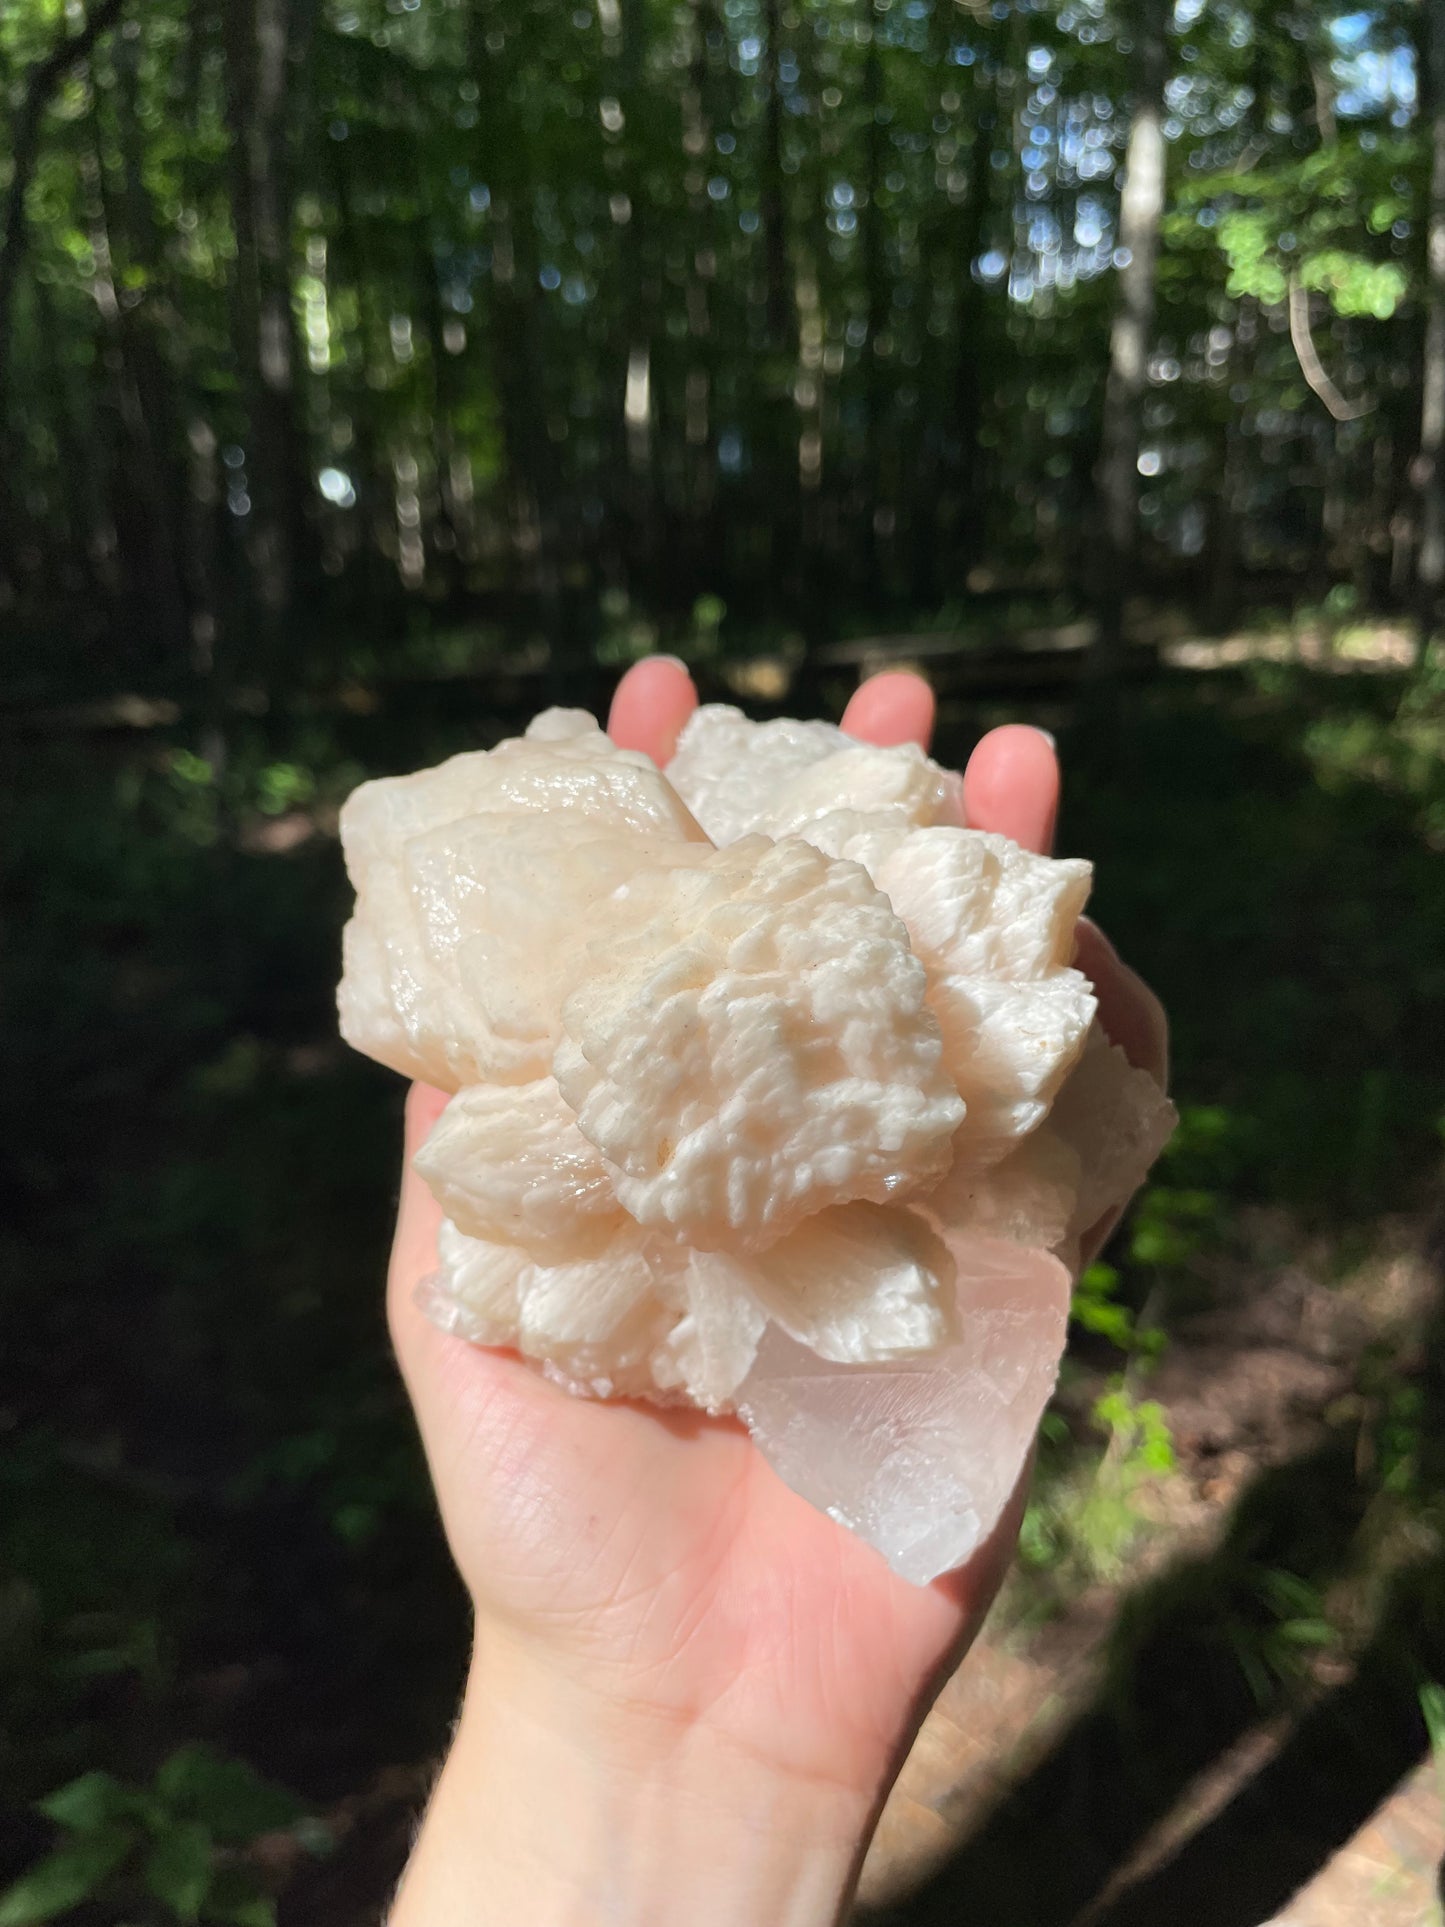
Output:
top-left (0, 1747), bottom-right (320, 1927)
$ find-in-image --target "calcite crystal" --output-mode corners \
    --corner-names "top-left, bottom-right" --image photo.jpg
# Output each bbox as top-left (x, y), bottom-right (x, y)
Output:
top-left (338, 704), bottom-right (1175, 1583)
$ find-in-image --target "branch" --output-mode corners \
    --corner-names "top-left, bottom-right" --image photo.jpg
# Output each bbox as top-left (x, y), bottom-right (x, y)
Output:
top-left (1287, 273), bottom-right (1373, 423)
top-left (0, 0), bottom-right (128, 392)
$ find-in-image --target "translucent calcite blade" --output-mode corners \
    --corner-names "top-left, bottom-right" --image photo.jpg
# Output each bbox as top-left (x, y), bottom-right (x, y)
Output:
top-left (739, 1237), bottom-right (1071, 1586)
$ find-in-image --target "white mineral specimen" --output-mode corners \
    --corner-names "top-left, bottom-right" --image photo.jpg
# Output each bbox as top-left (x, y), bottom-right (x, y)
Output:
top-left (554, 836), bottom-right (964, 1248)
top-left (338, 702), bottom-right (1175, 1583)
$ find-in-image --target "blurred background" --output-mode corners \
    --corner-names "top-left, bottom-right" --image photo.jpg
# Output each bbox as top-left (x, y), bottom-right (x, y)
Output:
top-left (3, 0), bottom-right (1445, 1922)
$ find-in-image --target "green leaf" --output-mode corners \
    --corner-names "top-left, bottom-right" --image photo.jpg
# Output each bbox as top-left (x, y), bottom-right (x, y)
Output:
top-left (0, 1828), bottom-right (132, 1926)
top-left (154, 1747), bottom-right (303, 1845)
top-left (1421, 1680), bottom-right (1445, 1750)
top-left (211, 1902), bottom-right (274, 1927)
top-left (36, 1771), bottom-right (138, 1833)
top-left (144, 1821), bottom-right (213, 1922)
top-left (204, 1867), bottom-right (277, 1927)
top-left (1278, 1618), bottom-right (1337, 1647)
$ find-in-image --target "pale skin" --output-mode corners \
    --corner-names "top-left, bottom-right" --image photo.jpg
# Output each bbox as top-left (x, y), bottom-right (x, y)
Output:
top-left (387, 661), bottom-right (1168, 1926)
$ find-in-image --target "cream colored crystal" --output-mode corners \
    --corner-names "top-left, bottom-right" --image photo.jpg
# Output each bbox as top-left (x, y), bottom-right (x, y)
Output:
top-left (413, 1078), bottom-right (626, 1259)
top-left (664, 706), bottom-right (848, 843)
top-left (554, 835), bottom-right (963, 1249)
top-left (338, 717), bottom-right (706, 1088)
top-left (338, 703), bottom-right (1176, 1583)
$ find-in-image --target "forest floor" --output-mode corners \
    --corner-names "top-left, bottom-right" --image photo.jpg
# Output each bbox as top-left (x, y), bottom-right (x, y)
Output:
top-left (3, 635), bottom-right (1444, 1925)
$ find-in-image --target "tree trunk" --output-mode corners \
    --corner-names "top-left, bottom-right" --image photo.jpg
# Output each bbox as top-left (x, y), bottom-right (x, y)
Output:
top-left (0, 0), bottom-right (128, 405)
top-left (1416, 0), bottom-right (1445, 660)
top-left (860, 32), bottom-right (889, 590)
top-left (944, 108), bottom-right (994, 587)
top-left (468, 0), bottom-right (573, 675)
top-left (759, 0), bottom-right (791, 353)
top-left (680, 0), bottom-right (719, 575)
top-left (221, 0), bottom-right (313, 642)
top-left (106, 24), bottom-right (196, 664)
top-left (1092, 0), bottom-right (1168, 667)
top-left (31, 271), bottom-right (119, 599)
top-left (615, 0), bottom-right (658, 602)
top-left (0, 0), bottom-right (129, 598)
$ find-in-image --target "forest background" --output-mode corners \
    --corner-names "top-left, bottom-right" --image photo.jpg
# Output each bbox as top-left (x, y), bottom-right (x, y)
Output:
top-left (4, 1), bottom-right (1445, 1924)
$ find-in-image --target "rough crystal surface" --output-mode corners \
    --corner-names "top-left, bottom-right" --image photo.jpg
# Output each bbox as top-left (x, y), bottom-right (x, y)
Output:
top-left (665, 706), bottom-right (848, 843)
top-left (338, 702), bottom-right (1176, 1583)
top-left (554, 835), bottom-right (963, 1249)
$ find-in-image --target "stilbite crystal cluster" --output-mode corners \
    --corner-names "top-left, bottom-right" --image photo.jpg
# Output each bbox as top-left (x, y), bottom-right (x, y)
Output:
top-left (337, 704), bottom-right (1175, 1584)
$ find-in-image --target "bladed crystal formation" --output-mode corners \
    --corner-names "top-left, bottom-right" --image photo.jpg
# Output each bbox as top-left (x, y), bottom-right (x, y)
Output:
top-left (338, 705), bottom-right (1175, 1582)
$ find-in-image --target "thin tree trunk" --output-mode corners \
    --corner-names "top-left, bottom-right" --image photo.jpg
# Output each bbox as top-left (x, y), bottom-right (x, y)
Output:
top-left (945, 109), bottom-right (994, 586)
top-left (468, 0), bottom-right (569, 667)
top-left (107, 23), bottom-right (196, 664)
top-left (31, 271), bottom-right (117, 596)
top-left (1416, 0), bottom-right (1445, 660)
top-left (759, 0), bottom-right (790, 351)
top-left (681, 0), bottom-right (719, 571)
top-left (860, 32), bottom-right (889, 588)
top-left (221, 0), bottom-right (313, 640)
top-left (615, 0), bottom-right (658, 606)
top-left (325, 132), bottom-right (387, 616)
top-left (1208, 298), bottom-right (1257, 633)
top-left (0, 0), bottom-right (129, 594)
top-left (0, 0), bottom-right (128, 401)
top-left (1092, 0), bottom-right (1168, 668)
top-left (65, 61), bottom-right (192, 670)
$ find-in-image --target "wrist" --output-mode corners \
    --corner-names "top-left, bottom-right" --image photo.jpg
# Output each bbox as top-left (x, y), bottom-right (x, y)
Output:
top-left (390, 1632), bottom-right (875, 1927)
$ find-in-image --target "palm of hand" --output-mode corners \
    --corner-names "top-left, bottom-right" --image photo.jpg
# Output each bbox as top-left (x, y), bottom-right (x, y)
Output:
top-left (386, 663), bottom-right (1166, 1805)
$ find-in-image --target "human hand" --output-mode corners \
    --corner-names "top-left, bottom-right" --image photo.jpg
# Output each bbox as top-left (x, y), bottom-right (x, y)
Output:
top-left (387, 662), bottom-right (1167, 1926)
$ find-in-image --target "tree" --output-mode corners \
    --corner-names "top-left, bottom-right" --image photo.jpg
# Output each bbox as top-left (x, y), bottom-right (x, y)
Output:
top-left (1092, 0), bottom-right (1169, 666)
top-left (221, 0), bottom-right (316, 633)
top-left (0, 0), bottom-right (1429, 674)
top-left (1417, 0), bottom-right (1445, 657)
top-left (0, 0), bottom-right (128, 596)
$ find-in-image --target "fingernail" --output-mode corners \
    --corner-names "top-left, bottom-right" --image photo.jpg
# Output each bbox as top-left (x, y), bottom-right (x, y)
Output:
top-left (650, 654), bottom-right (689, 672)
top-left (1030, 726), bottom-right (1056, 750)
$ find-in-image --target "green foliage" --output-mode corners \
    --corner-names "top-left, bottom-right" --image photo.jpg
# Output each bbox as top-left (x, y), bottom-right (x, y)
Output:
top-left (1021, 1384), bottom-right (1177, 1583)
top-left (1064, 1386), bottom-right (1176, 1577)
top-left (0, 1750), bottom-right (309, 1927)
top-left (1072, 1264), bottom-right (1136, 1351)
top-left (152, 1749), bottom-right (303, 1846)
top-left (1126, 1185), bottom-right (1223, 1271)
top-left (1220, 1567), bottom-right (1344, 1708)
top-left (1421, 1680), bottom-right (1445, 1812)
top-left (0, 1828), bottom-right (132, 1927)
top-left (1071, 1263), bottom-right (1165, 1358)
top-left (1092, 1388), bottom-right (1176, 1479)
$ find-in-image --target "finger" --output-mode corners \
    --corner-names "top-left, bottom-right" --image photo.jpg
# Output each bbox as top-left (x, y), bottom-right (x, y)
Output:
top-left (841, 670), bottom-right (936, 750)
top-left (607, 657), bottom-right (698, 765)
top-left (1073, 919), bottom-right (1169, 1086)
top-left (962, 724), bottom-right (1059, 856)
